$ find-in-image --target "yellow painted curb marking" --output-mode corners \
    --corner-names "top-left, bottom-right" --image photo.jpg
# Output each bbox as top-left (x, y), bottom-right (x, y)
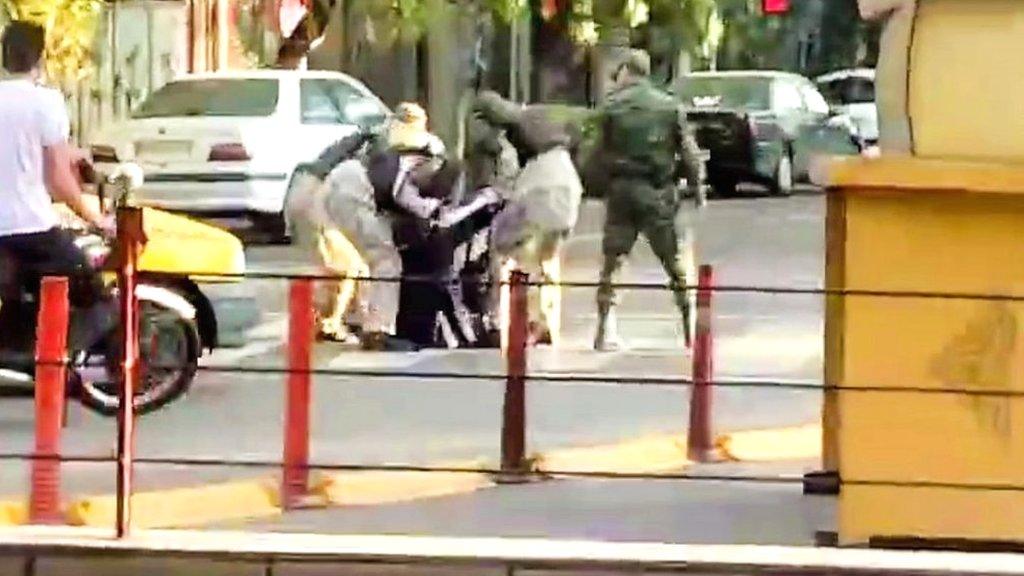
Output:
top-left (716, 424), bottom-right (823, 462)
top-left (0, 501), bottom-right (27, 526)
top-left (66, 479), bottom-right (281, 529)
top-left (0, 423), bottom-right (822, 528)
top-left (535, 434), bottom-right (691, 475)
top-left (313, 461), bottom-right (495, 507)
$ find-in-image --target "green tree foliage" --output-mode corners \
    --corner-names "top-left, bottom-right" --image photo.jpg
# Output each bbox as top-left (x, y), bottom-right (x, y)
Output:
top-left (285, 0), bottom-right (722, 61)
top-left (2, 0), bottom-right (105, 85)
top-left (816, 0), bottom-right (878, 73)
top-left (714, 0), bottom-right (877, 74)
top-left (715, 0), bottom-right (787, 70)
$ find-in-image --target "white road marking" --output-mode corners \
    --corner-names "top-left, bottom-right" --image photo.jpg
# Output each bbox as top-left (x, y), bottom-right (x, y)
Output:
top-left (201, 316), bottom-right (287, 367)
top-left (325, 348), bottom-right (450, 371)
top-left (202, 340), bottom-right (281, 367)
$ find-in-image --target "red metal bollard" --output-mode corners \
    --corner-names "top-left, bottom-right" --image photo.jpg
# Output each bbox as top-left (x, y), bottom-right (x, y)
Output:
top-left (687, 265), bottom-right (718, 463)
top-left (116, 206), bottom-right (146, 538)
top-left (282, 278), bottom-right (314, 509)
top-left (499, 270), bottom-right (529, 481)
top-left (30, 277), bottom-right (69, 525)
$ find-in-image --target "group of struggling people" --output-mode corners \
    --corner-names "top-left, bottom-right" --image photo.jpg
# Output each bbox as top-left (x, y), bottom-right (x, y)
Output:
top-left (286, 49), bottom-right (705, 352)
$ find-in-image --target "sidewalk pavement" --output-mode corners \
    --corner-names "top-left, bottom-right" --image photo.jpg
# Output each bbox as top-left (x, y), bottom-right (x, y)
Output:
top-left (221, 460), bottom-right (833, 546)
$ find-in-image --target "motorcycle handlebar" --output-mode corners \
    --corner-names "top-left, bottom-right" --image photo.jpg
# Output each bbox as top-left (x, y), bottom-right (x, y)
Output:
top-left (76, 158), bottom-right (98, 185)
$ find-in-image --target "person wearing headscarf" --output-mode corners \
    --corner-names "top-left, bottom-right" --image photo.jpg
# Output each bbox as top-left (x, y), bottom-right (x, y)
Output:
top-left (371, 104), bottom-right (500, 347)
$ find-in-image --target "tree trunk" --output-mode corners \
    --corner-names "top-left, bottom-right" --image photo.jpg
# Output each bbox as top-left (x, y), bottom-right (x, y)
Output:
top-left (307, 0), bottom-right (346, 71)
top-left (591, 0), bottom-right (630, 103)
top-left (426, 1), bottom-right (480, 153)
top-left (590, 25), bottom-right (630, 104)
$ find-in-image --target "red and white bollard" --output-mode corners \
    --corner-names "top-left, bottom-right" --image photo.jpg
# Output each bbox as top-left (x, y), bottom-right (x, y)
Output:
top-left (282, 278), bottom-right (314, 509)
top-left (687, 264), bottom-right (719, 463)
top-left (30, 277), bottom-right (69, 525)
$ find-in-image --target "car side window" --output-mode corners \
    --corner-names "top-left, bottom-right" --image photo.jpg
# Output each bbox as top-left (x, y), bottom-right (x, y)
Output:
top-left (773, 80), bottom-right (805, 113)
top-left (301, 79), bottom-right (345, 124)
top-left (799, 83), bottom-right (831, 116)
top-left (301, 79), bottom-right (388, 127)
top-left (330, 81), bottom-right (388, 129)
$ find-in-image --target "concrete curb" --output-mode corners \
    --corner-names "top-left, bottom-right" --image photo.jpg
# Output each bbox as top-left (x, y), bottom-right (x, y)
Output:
top-left (66, 479), bottom-right (281, 529)
top-left (0, 502), bottom-right (26, 526)
top-left (534, 434), bottom-right (690, 475)
top-left (0, 423), bottom-right (822, 528)
top-left (716, 424), bottom-right (823, 462)
top-left (312, 460), bottom-right (495, 507)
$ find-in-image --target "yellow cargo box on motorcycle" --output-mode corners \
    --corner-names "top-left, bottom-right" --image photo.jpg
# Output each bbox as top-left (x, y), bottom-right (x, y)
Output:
top-left (135, 207), bottom-right (246, 283)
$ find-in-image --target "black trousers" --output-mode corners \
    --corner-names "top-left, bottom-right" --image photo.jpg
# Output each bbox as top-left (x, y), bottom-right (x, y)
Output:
top-left (396, 228), bottom-right (476, 348)
top-left (0, 227), bottom-right (107, 352)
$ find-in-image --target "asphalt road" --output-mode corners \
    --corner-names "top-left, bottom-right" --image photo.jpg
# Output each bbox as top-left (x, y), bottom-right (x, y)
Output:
top-left (0, 193), bottom-right (825, 513)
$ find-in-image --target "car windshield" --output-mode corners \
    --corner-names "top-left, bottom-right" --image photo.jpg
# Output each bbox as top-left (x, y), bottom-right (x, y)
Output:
top-left (677, 76), bottom-right (772, 111)
top-left (818, 77), bottom-right (875, 105)
top-left (133, 79), bottom-right (279, 118)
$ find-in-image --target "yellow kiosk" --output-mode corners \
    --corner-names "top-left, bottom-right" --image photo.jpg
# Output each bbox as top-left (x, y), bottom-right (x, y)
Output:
top-left (825, 0), bottom-right (1024, 546)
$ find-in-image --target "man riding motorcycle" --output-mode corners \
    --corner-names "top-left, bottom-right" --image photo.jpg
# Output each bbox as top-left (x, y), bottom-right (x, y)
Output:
top-left (0, 22), bottom-right (115, 354)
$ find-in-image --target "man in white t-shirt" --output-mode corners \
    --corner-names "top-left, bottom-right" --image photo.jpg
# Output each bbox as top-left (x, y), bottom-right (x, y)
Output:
top-left (0, 22), bottom-right (112, 348)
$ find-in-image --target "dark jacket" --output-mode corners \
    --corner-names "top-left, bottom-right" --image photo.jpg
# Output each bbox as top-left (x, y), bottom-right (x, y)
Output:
top-left (474, 93), bottom-right (572, 165)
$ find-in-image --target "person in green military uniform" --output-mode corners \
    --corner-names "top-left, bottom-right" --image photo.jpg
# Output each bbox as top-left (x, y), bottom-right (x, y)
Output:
top-left (592, 49), bottom-right (705, 351)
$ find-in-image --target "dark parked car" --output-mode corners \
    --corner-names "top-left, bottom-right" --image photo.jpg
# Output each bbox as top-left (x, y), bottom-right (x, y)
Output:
top-left (674, 71), bottom-right (861, 196)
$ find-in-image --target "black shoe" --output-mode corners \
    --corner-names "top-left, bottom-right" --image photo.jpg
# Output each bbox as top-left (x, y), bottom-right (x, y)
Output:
top-left (361, 332), bottom-right (420, 352)
top-left (360, 332), bottom-right (386, 351)
top-left (382, 335), bottom-right (420, 352)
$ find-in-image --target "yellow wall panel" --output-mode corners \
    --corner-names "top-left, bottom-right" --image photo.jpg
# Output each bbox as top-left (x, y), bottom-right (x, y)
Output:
top-left (829, 159), bottom-right (1024, 544)
top-left (910, 0), bottom-right (1024, 161)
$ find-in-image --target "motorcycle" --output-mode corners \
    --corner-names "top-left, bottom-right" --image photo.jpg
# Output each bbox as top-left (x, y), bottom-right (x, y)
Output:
top-left (0, 162), bottom-right (250, 416)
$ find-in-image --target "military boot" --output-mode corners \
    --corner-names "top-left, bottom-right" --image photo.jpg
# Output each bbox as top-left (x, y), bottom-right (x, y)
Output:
top-left (594, 307), bottom-right (624, 352)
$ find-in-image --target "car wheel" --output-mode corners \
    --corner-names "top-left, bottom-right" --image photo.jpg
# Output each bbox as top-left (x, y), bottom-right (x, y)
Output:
top-left (251, 213), bottom-right (290, 245)
top-left (710, 177), bottom-right (737, 197)
top-left (773, 153), bottom-right (794, 197)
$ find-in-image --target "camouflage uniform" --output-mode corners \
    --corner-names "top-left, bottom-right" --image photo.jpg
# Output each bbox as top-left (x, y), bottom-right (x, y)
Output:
top-left (593, 52), bottom-right (704, 350)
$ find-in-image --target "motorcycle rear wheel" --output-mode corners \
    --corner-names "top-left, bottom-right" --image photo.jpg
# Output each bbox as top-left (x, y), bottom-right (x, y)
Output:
top-left (77, 301), bottom-right (199, 417)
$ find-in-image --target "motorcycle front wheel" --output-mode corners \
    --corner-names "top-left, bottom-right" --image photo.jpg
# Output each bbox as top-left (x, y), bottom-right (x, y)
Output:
top-left (77, 300), bottom-right (199, 417)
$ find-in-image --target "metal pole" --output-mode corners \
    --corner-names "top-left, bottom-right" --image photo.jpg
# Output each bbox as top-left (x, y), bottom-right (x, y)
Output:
top-left (146, 2), bottom-right (156, 96)
top-left (282, 279), bottom-right (314, 509)
top-left (216, 0), bottom-right (229, 70)
top-left (116, 206), bottom-right (145, 538)
top-left (500, 270), bottom-right (529, 481)
top-left (687, 264), bottom-right (719, 463)
top-left (111, 0), bottom-right (120, 119)
top-left (509, 16), bottom-right (518, 102)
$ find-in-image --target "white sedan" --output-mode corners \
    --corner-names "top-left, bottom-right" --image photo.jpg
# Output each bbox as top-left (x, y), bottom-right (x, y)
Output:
top-left (89, 69), bottom-right (390, 238)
